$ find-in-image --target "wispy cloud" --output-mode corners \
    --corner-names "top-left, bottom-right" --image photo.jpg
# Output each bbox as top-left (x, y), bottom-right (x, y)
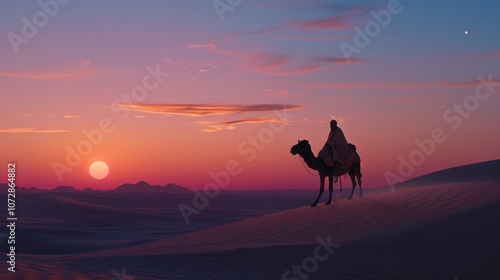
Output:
top-left (186, 43), bottom-right (216, 50)
top-left (242, 53), bottom-right (332, 76)
top-left (263, 65), bottom-right (319, 76)
top-left (271, 34), bottom-right (351, 41)
top-left (223, 117), bottom-right (288, 125)
top-left (117, 103), bottom-right (303, 132)
top-left (198, 116), bottom-right (291, 132)
top-left (234, 52), bottom-right (304, 75)
top-left (185, 3), bottom-right (369, 77)
top-left (0, 128), bottom-right (69, 133)
top-left (250, 55), bottom-right (365, 75)
top-left (251, 54), bottom-right (290, 71)
top-left (314, 56), bottom-right (367, 64)
top-left (291, 15), bottom-right (352, 29)
top-left (233, 26), bottom-right (281, 38)
top-left (294, 78), bottom-right (500, 90)
top-left (0, 69), bottom-right (92, 80)
top-left (187, 44), bottom-right (363, 76)
top-left (227, 2), bottom-right (366, 34)
top-left (117, 103), bottom-right (304, 117)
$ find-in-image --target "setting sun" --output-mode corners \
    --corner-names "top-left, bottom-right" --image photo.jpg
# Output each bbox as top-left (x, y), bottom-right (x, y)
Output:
top-left (89, 161), bottom-right (109, 180)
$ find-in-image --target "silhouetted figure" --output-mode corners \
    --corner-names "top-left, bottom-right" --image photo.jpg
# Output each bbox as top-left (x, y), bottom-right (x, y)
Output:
top-left (291, 139), bottom-right (354, 207)
top-left (318, 120), bottom-right (354, 174)
top-left (348, 143), bottom-right (362, 199)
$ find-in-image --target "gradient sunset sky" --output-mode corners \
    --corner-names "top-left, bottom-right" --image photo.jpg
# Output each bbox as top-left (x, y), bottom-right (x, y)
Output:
top-left (1, 0), bottom-right (499, 190)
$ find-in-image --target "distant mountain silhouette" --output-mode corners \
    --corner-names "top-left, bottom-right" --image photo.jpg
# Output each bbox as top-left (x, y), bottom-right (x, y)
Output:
top-left (389, 159), bottom-right (500, 189)
top-left (0, 183), bottom-right (38, 193)
top-left (0, 181), bottom-right (191, 193)
top-left (54, 186), bottom-right (77, 192)
top-left (114, 181), bottom-right (191, 193)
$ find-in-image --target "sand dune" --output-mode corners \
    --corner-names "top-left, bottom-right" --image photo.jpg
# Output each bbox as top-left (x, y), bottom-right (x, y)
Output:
top-left (11, 181), bottom-right (496, 279)
top-left (82, 182), bottom-right (499, 257)
top-left (388, 159), bottom-right (500, 189)
top-left (2, 160), bottom-right (499, 279)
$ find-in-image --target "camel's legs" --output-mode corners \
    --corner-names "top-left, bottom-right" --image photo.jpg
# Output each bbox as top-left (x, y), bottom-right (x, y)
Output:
top-left (311, 175), bottom-right (325, 207)
top-left (357, 174), bottom-right (362, 197)
top-left (325, 174), bottom-right (333, 205)
top-left (348, 175), bottom-right (357, 199)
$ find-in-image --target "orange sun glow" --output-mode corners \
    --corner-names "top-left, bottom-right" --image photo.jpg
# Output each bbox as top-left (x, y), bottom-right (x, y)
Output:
top-left (89, 161), bottom-right (109, 180)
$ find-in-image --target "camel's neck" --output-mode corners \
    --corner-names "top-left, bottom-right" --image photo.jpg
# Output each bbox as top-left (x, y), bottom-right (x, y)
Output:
top-left (300, 148), bottom-right (319, 170)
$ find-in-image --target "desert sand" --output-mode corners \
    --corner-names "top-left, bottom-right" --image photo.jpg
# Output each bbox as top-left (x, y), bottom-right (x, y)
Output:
top-left (1, 160), bottom-right (499, 279)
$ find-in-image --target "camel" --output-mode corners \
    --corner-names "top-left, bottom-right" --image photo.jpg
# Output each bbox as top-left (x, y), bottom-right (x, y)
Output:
top-left (290, 140), bottom-right (362, 207)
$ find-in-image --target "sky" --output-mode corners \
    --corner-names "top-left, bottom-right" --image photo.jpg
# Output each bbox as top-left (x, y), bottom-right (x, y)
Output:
top-left (1, 0), bottom-right (499, 190)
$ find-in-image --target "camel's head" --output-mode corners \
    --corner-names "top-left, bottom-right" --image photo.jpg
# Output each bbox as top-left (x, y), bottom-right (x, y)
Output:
top-left (290, 139), bottom-right (310, 155)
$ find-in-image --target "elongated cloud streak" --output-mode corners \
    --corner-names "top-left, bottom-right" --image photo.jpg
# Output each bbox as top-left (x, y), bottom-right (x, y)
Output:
top-left (272, 34), bottom-right (352, 41)
top-left (117, 104), bottom-right (304, 116)
top-left (0, 128), bottom-right (69, 133)
top-left (197, 117), bottom-right (291, 132)
top-left (187, 44), bottom-right (364, 76)
top-left (294, 78), bottom-right (500, 90)
top-left (264, 65), bottom-right (319, 76)
top-left (314, 56), bottom-right (366, 64)
top-left (292, 15), bottom-right (352, 29)
top-left (222, 117), bottom-right (287, 125)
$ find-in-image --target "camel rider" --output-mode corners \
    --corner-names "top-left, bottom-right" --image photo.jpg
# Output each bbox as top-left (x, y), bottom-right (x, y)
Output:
top-left (318, 120), bottom-right (354, 172)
